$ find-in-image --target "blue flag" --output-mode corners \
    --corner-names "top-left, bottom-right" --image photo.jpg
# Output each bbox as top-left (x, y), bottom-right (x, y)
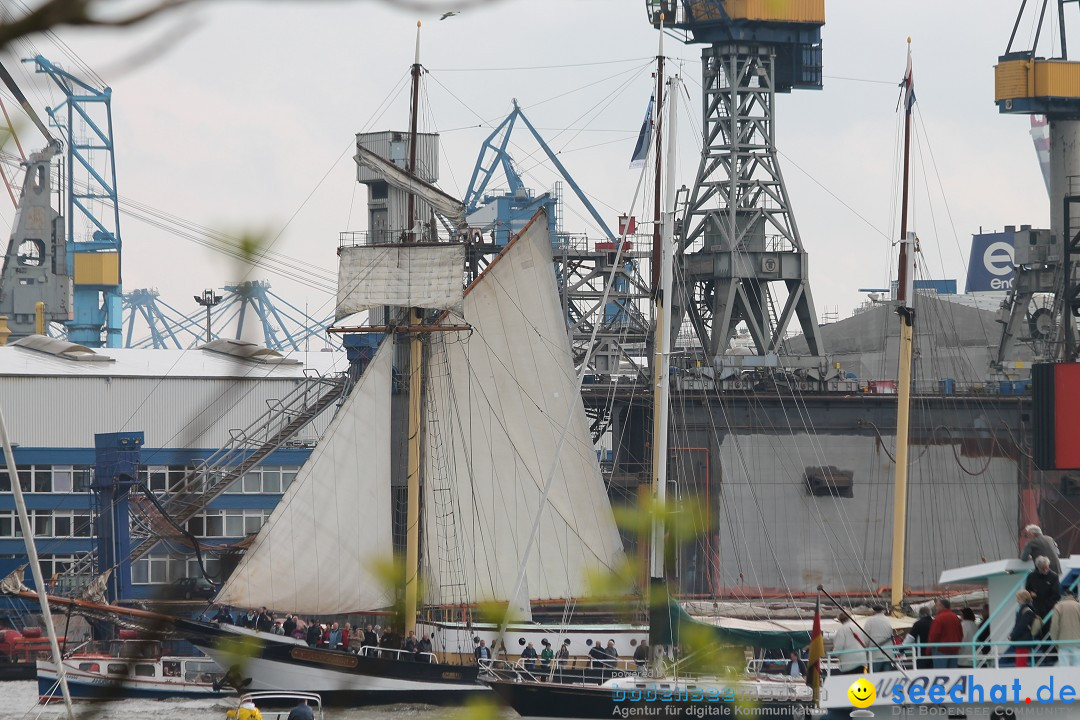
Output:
top-left (629, 94), bottom-right (654, 169)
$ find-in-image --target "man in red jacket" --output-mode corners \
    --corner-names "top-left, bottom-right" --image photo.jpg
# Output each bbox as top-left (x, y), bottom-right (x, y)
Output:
top-left (928, 598), bottom-right (964, 669)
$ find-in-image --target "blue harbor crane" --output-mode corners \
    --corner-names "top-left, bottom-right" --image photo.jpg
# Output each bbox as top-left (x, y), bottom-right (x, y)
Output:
top-left (122, 281), bottom-right (337, 351)
top-left (30, 56), bottom-right (124, 348)
top-left (463, 99), bottom-right (617, 246)
top-left (462, 102), bottom-right (650, 376)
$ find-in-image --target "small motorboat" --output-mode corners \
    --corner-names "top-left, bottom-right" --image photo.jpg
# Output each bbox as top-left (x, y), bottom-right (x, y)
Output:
top-left (225, 691), bottom-right (323, 720)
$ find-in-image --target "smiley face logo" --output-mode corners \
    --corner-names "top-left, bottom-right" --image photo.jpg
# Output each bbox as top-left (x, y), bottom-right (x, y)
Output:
top-left (847, 678), bottom-right (876, 708)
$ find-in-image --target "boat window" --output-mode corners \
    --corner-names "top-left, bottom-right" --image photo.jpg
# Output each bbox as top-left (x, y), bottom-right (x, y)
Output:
top-left (77, 663), bottom-right (99, 672)
top-left (184, 661), bottom-right (221, 683)
top-left (107, 663), bottom-right (129, 675)
top-left (804, 466), bottom-right (854, 498)
top-left (134, 664), bottom-right (156, 677)
top-left (163, 661), bottom-right (181, 677)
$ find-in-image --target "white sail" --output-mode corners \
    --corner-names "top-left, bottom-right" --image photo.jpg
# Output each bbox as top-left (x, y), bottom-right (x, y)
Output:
top-left (337, 244), bottom-right (465, 317)
top-left (422, 214), bottom-right (623, 607)
top-left (216, 342), bottom-right (394, 615)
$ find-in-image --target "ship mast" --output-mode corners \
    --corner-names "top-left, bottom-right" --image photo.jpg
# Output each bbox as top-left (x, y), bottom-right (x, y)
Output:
top-left (404, 20), bottom-right (423, 637)
top-left (649, 22), bottom-right (680, 662)
top-left (890, 39), bottom-right (916, 611)
top-left (649, 14), bottom-right (670, 586)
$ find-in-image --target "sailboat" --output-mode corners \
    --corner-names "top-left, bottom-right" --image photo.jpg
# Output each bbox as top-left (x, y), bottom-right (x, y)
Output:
top-left (480, 38), bottom-right (814, 719)
top-left (174, 206), bottom-right (632, 703)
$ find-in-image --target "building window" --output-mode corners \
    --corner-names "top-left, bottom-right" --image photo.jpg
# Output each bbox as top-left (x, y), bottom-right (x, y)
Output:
top-left (222, 466), bottom-right (301, 494)
top-left (0, 511), bottom-right (15, 537)
top-left (73, 466), bottom-right (94, 492)
top-left (0, 465), bottom-right (93, 493)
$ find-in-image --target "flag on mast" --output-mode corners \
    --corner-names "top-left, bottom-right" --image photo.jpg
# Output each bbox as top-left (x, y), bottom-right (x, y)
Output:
top-left (806, 592), bottom-right (825, 702)
top-left (901, 42), bottom-right (916, 114)
top-left (629, 93), bottom-right (654, 169)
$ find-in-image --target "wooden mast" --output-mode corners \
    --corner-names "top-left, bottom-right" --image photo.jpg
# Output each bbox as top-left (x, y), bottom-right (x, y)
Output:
top-left (404, 20), bottom-right (423, 637)
top-left (890, 38), bottom-right (916, 611)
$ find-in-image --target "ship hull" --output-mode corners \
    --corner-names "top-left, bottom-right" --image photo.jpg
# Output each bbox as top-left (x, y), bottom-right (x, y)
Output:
top-left (37, 659), bottom-right (229, 701)
top-left (483, 677), bottom-right (812, 719)
top-left (176, 619), bottom-right (483, 705)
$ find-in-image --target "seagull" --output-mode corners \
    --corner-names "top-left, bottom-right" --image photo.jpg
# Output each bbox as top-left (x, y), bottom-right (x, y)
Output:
top-left (439, 11), bottom-right (460, 20)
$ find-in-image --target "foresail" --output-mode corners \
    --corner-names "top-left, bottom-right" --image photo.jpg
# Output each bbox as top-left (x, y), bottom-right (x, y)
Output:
top-left (422, 213), bottom-right (623, 607)
top-left (337, 244), bottom-right (465, 317)
top-left (216, 342), bottom-right (394, 615)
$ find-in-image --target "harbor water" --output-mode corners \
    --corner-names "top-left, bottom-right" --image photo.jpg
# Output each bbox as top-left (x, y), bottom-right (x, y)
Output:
top-left (1, 681), bottom-right (511, 720)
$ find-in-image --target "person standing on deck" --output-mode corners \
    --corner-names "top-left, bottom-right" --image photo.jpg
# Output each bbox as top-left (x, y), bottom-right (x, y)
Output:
top-left (830, 616), bottom-right (868, 674)
top-left (362, 625), bottom-right (377, 655)
top-left (521, 642), bottom-right (538, 671)
top-left (1050, 590), bottom-right (1080, 666)
top-left (928, 598), bottom-right (963, 668)
top-left (904, 606), bottom-right (933, 669)
top-left (328, 623), bottom-right (343, 651)
top-left (864, 605), bottom-right (894, 673)
top-left (474, 639), bottom-right (491, 662)
top-left (1025, 556), bottom-right (1062, 620)
top-left (958, 608), bottom-right (978, 668)
top-left (305, 621), bottom-right (321, 648)
top-left (1008, 590), bottom-right (1038, 668)
top-left (540, 639), bottom-right (554, 670)
top-left (417, 633), bottom-right (433, 662)
top-left (1021, 525), bottom-right (1062, 575)
top-left (633, 640), bottom-right (649, 671)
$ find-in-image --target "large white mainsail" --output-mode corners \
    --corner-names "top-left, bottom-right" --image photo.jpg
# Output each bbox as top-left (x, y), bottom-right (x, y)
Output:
top-left (216, 341), bottom-right (395, 615)
top-left (422, 212), bottom-right (623, 608)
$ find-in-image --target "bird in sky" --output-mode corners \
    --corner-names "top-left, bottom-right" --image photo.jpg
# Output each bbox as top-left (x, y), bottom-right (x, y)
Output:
top-left (439, 11), bottom-right (460, 20)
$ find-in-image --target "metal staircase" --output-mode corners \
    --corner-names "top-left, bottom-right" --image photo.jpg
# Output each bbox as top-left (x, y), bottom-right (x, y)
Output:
top-left (67, 372), bottom-right (350, 579)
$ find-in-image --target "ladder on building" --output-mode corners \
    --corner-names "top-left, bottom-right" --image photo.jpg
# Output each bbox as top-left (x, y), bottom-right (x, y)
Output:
top-left (66, 372), bottom-right (350, 580)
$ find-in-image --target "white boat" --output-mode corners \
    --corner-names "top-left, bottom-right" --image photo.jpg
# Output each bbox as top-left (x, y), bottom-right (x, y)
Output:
top-left (821, 557), bottom-right (1080, 717)
top-left (821, 34), bottom-right (1080, 720)
top-left (37, 638), bottom-right (229, 701)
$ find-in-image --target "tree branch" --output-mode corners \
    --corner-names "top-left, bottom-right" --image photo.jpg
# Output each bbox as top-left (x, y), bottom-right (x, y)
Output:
top-left (0, 0), bottom-right (193, 52)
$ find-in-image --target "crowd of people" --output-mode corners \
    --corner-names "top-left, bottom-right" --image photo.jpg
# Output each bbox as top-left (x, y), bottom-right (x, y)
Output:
top-left (828, 525), bottom-right (1080, 673)
top-left (208, 606), bottom-right (436, 661)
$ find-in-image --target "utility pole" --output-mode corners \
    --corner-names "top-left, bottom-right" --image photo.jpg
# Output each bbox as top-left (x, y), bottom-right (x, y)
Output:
top-left (194, 289), bottom-right (222, 344)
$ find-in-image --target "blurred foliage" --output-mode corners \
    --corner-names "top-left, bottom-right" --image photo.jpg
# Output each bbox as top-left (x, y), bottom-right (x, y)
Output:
top-left (0, 1), bottom-right (514, 55)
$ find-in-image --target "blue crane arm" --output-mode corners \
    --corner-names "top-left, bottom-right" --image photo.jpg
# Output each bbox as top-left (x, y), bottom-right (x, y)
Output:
top-left (464, 109), bottom-right (521, 212)
top-left (514, 107), bottom-right (616, 241)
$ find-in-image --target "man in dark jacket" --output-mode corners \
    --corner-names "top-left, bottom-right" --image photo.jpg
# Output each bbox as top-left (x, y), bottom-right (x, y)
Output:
top-left (417, 634), bottom-right (433, 662)
top-left (521, 641), bottom-right (538, 671)
top-left (1021, 525), bottom-right (1062, 575)
top-left (255, 607), bottom-right (273, 633)
top-left (906, 606), bottom-right (933, 669)
top-left (362, 625), bottom-right (378, 655)
top-left (1025, 556), bottom-right (1062, 619)
top-left (927, 598), bottom-right (963, 669)
top-left (588, 640), bottom-right (606, 671)
top-left (305, 621), bottom-right (322, 648)
top-left (286, 698), bottom-right (314, 720)
top-left (212, 606), bottom-right (234, 625)
top-left (282, 614), bottom-right (297, 638)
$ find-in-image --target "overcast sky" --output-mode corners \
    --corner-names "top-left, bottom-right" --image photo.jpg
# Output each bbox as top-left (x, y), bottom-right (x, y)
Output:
top-left (0, 0), bottom-right (1055, 342)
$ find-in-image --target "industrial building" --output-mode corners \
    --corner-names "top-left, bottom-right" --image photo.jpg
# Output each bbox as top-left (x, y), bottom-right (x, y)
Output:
top-left (0, 336), bottom-right (346, 601)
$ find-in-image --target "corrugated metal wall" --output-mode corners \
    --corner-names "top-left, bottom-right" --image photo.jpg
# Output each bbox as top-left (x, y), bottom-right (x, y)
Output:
top-left (0, 376), bottom-right (335, 449)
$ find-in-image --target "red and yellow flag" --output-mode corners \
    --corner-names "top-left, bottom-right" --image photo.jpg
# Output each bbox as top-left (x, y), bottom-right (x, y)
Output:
top-left (806, 593), bottom-right (825, 702)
